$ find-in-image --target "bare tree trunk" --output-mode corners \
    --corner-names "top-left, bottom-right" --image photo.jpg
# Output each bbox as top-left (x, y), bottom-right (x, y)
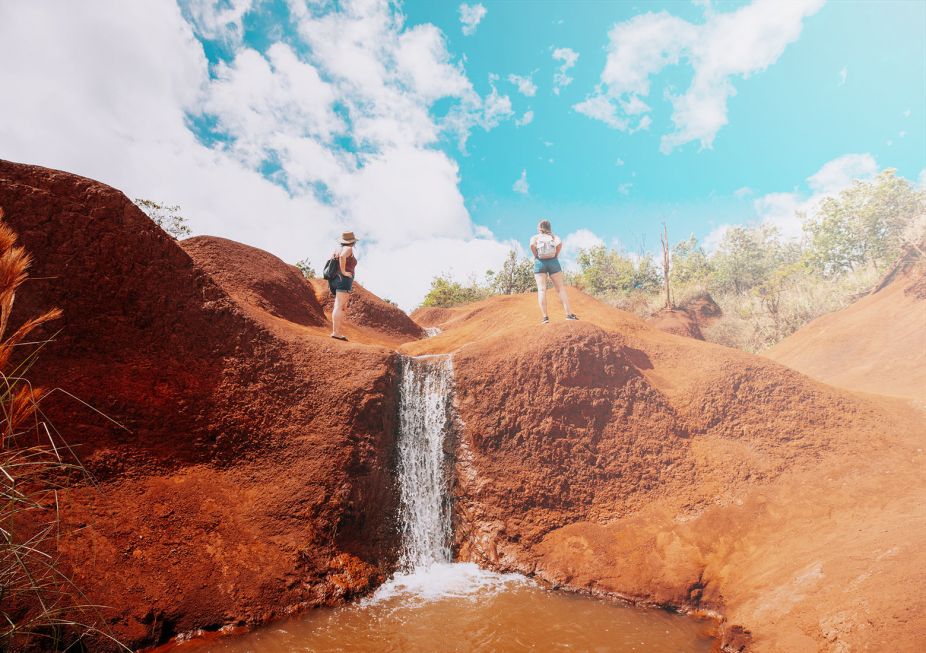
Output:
top-left (660, 222), bottom-right (672, 309)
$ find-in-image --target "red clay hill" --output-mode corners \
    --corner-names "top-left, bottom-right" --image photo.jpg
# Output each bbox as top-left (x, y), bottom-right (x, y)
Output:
top-left (0, 160), bottom-right (422, 650)
top-left (2, 159), bottom-right (925, 653)
top-left (403, 291), bottom-right (926, 652)
top-left (766, 249), bottom-right (925, 402)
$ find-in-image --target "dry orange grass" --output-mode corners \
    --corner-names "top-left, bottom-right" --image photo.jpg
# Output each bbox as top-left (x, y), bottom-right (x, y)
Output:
top-left (0, 207), bottom-right (126, 651)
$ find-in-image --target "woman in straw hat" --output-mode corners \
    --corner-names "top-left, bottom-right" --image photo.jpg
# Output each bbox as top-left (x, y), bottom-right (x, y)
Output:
top-left (329, 231), bottom-right (358, 341)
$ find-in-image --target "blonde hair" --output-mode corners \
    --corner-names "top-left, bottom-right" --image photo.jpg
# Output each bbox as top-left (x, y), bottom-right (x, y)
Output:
top-left (538, 219), bottom-right (552, 235)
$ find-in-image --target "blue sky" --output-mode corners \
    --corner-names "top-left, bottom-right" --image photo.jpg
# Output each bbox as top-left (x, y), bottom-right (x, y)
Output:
top-left (407, 0), bottom-right (926, 247)
top-left (1, 0), bottom-right (924, 308)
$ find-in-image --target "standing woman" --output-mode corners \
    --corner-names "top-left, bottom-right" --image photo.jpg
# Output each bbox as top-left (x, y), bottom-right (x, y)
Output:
top-left (329, 231), bottom-right (358, 341)
top-left (530, 219), bottom-right (578, 324)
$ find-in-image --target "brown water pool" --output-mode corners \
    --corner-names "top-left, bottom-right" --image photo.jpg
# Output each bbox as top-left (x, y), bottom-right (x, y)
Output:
top-left (163, 563), bottom-right (716, 653)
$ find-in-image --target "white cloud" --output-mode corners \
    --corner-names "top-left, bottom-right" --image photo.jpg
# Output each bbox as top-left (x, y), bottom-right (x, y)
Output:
top-left (837, 65), bottom-right (847, 86)
top-left (903, 109), bottom-right (912, 118)
top-left (706, 153), bottom-right (883, 247)
top-left (552, 47), bottom-right (579, 94)
top-left (575, 0), bottom-right (823, 153)
top-left (759, 153), bottom-right (877, 240)
top-left (515, 110), bottom-right (534, 127)
top-left (0, 0), bottom-right (517, 310)
top-left (918, 169), bottom-right (926, 189)
top-left (615, 158), bottom-right (625, 166)
top-left (618, 182), bottom-right (632, 195)
top-left (734, 186), bottom-right (753, 197)
top-left (181, 0), bottom-right (253, 45)
top-left (459, 3), bottom-right (487, 36)
top-left (508, 73), bottom-right (538, 97)
top-left (560, 228), bottom-right (605, 266)
top-left (806, 153), bottom-right (877, 195)
top-left (513, 169), bottom-right (529, 194)
top-left (574, 93), bottom-right (628, 129)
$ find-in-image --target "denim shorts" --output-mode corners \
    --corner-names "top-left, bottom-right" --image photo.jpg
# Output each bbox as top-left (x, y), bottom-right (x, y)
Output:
top-left (533, 257), bottom-right (562, 275)
top-left (328, 274), bottom-right (354, 294)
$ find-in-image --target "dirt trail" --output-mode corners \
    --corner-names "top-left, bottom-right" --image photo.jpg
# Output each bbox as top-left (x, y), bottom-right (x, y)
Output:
top-left (765, 261), bottom-right (926, 402)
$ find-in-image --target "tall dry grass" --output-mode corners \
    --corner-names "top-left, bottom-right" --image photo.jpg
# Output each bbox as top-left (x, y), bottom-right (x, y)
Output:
top-left (0, 208), bottom-right (127, 651)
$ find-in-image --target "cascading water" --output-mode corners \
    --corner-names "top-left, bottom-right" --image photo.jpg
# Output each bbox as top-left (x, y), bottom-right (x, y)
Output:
top-left (181, 354), bottom-right (718, 652)
top-left (395, 355), bottom-right (453, 570)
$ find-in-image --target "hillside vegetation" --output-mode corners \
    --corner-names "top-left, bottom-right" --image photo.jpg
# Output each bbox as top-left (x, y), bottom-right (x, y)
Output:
top-left (423, 170), bottom-right (925, 352)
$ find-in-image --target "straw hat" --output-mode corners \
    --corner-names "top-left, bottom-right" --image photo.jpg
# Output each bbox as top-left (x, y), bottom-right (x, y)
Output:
top-left (340, 231), bottom-right (358, 245)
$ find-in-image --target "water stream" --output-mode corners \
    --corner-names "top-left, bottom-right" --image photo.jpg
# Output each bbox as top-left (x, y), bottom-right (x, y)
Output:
top-left (171, 355), bottom-right (715, 652)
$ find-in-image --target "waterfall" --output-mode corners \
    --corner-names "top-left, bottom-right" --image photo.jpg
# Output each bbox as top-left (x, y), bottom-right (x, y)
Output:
top-left (395, 355), bottom-right (453, 570)
top-left (364, 354), bottom-right (525, 605)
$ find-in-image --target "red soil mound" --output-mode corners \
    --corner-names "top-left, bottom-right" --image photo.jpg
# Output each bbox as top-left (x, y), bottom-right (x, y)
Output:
top-left (766, 253), bottom-right (926, 401)
top-left (310, 278), bottom-right (425, 344)
top-left (181, 235), bottom-right (326, 327)
top-left (406, 290), bottom-right (926, 652)
top-left (648, 293), bottom-right (721, 340)
top-left (648, 307), bottom-right (704, 339)
top-left (0, 160), bottom-right (402, 650)
top-left (409, 306), bottom-right (459, 329)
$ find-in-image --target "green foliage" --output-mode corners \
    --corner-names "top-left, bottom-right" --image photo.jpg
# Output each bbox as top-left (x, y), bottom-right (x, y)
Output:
top-left (488, 250), bottom-right (535, 295)
top-left (295, 258), bottom-right (317, 279)
top-left (804, 169), bottom-right (925, 276)
top-left (572, 245), bottom-right (660, 296)
top-left (421, 250), bottom-right (535, 308)
top-left (708, 224), bottom-right (800, 295)
top-left (670, 235), bottom-right (713, 286)
top-left (420, 274), bottom-right (491, 308)
top-left (134, 198), bottom-right (192, 239)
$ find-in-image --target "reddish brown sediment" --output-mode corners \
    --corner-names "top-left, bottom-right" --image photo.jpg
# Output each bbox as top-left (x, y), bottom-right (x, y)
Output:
top-left (2, 159), bottom-right (924, 652)
top-left (0, 160), bottom-right (411, 650)
top-left (404, 290), bottom-right (926, 652)
top-left (765, 252), bottom-right (926, 402)
top-left (648, 292), bottom-right (722, 340)
top-left (310, 278), bottom-right (426, 345)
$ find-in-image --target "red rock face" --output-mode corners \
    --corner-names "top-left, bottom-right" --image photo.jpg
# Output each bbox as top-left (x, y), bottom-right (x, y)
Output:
top-left (404, 290), bottom-right (926, 653)
top-left (0, 160), bottom-right (402, 650)
top-left (310, 278), bottom-right (426, 344)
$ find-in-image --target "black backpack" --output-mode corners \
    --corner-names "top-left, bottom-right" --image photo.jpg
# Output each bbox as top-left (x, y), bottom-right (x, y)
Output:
top-left (322, 254), bottom-right (340, 280)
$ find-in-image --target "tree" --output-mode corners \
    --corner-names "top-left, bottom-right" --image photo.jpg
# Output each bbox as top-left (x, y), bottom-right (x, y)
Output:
top-left (295, 258), bottom-right (317, 279)
top-left (660, 223), bottom-right (671, 308)
top-left (709, 224), bottom-right (797, 295)
top-left (573, 245), bottom-right (660, 296)
top-left (420, 274), bottom-right (490, 308)
top-left (804, 169), bottom-right (926, 276)
top-left (489, 250), bottom-right (535, 295)
top-left (134, 198), bottom-right (192, 239)
top-left (670, 235), bottom-right (713, 286)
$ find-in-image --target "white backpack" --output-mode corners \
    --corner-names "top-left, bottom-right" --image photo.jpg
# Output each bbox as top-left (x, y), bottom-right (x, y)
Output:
top-left (535, 234), bottom-right (558, 260)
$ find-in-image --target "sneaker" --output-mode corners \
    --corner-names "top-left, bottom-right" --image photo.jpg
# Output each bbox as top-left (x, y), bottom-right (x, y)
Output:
top-left (541, 316), bottom-right (549, 325)
top-left (566, 314), bottom-right (579, 320)
top-left (330, 334), bottom-right (348, 341)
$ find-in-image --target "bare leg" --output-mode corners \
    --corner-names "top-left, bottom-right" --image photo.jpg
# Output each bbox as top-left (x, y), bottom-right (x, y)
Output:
top-left (331, 290), bottom-right (351, 336)
top-left (534, 273), bottom-right (549, 319)
top-left (549, 271), bottom-right (573, 315)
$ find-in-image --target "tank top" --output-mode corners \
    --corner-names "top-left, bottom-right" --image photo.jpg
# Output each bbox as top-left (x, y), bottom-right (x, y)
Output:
top-left (342, 249), bottom-right (357, 276)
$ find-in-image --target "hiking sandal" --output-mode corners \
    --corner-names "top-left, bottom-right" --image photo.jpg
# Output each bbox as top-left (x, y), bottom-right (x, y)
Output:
top-left (330, 334), bottom-right (348, 341)
top-left (566, 314), bottom-right (579, 320)
top-left (541, 316), bottom-right (549, 325)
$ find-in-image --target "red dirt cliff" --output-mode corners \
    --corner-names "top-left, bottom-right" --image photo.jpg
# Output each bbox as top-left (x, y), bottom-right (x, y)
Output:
top-left (404, 291), bottom-right (926, 652)
top-left (0, 160), bottom-right (409, 650)
top-left (765, 251), bottom-right (926, 401)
